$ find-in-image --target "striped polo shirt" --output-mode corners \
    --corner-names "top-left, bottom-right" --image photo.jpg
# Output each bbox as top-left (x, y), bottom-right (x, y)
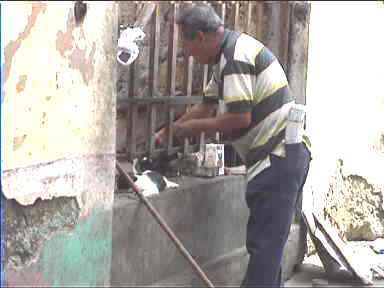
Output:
top-left (203, 29), bottom-right (302, 181)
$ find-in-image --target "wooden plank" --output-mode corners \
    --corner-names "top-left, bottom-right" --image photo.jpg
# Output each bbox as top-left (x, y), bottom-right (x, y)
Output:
top-left (255, 2), bottom-right (264, 40)
top-left (202, 65), bottom-right (209, 92)
top-left (215, 1), bottom-right (226, 143)
top-left (201, 65), bottom-right (209, 153)
top-left (233, 1), bottom-right (240, 31)
top-left (147, 4), bottom-right (160, 156)
top-left (246, 2), bottom-right (253, 34)
top-left (167, 3), bottom-right (178, 96)
top-left (167, 3), bottom-right (179, 155)
top-left (182, 2), bottom-right (195, 154)
top-left (127, 2), bottom-right (138, 159)
top-left (134, 2), bottom-right (157, 29)
top-left (302, 211), bottom-right (374, 285)
top-left (117, 96), bottom-right (204, 107)
top-left (287, 1), bottom-right (310, 105)
top-left (263, 2), bottom-right (281, 61)
top-left (183, 54), bottom-right (194, 154)
top-left (279, 1), bottom-right (290, 72)
top-left (117, 143), bottom-right (201, 161)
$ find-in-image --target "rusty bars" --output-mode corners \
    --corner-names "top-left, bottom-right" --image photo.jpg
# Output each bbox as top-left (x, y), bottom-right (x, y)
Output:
top-left (166, 2), bottom-right (178, 155)
top-left (119, 2), bottom-right (291, 163)
top-left (127, 2), bottom-right (138, 159)
top-left (147, 5), bottom-right (160, 156)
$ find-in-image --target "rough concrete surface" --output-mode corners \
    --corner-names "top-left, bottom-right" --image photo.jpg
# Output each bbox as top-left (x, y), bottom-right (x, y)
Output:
top-left (286, 247), bottom-right (384, 288)
top-left (112, 175), bottom-right (306, 286)
top-left (2, 195), bottom-right (79, 269)
top-left (325, 160), bottom-right (384, 241)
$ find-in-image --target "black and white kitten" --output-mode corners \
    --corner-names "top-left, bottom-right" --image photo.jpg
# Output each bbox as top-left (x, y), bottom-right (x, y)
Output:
top-left (131, 157), bottom-right (179, 197)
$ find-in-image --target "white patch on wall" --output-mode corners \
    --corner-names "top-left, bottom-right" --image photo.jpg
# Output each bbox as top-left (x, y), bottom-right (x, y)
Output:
top-left (2, 3), bottom-right (31, 44)
top-left (304, 2), bottom-right (384, 215)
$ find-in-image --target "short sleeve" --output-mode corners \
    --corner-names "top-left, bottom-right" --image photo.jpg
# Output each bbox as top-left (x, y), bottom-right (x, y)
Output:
top-left (222, 60), bottom-right (255, 113)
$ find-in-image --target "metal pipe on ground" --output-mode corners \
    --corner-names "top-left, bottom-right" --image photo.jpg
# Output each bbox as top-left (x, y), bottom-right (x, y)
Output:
top-left (116, 161), bottom-right (215, 288)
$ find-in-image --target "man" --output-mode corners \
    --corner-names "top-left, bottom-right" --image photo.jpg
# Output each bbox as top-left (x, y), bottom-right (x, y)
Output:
top-left (155, 4), bottom-right (311, 287)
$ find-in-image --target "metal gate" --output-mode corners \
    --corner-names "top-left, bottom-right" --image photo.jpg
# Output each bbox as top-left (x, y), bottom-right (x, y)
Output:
top-left (116, 1), bottom-right (293, 164)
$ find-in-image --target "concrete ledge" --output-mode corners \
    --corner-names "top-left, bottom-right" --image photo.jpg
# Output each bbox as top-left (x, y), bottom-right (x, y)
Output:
top-left (111, 175), bottom-right (305, 286)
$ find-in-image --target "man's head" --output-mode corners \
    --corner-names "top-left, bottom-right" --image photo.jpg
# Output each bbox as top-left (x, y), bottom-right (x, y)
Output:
top-left (177, 4), bottom-right (224, 64)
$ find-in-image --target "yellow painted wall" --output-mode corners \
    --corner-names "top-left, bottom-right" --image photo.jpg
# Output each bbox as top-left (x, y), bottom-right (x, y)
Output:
top-left (2, 2), bottom-right (116, 170)
top-left (1, 2), bottom-right (117, 208)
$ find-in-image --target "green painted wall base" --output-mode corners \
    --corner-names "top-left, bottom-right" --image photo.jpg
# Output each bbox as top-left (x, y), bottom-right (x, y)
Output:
top-left (4, 207), bottom-right (112, 287)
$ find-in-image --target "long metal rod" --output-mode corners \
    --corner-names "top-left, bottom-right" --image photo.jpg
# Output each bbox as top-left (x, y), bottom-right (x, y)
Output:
top-left (116, 161), bottom-right (215, 288)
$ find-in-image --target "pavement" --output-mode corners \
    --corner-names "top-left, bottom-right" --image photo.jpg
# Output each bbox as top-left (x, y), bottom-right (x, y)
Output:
top-left (285, 254), bottom-right (384, 287)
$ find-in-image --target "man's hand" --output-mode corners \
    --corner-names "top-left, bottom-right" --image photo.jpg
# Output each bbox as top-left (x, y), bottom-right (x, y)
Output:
top-left (172, 122), bottom-right (195, 141)
top-left (154, 127), bottom-right (169, 147)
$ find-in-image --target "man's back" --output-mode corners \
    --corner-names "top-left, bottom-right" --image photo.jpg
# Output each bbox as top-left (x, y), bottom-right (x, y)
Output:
top-left (203, 29), bottom-right (294, 179)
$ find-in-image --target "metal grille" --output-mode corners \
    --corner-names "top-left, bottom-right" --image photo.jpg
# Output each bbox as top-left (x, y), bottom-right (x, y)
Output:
top-left (116, 2), bottom-right (291, 164)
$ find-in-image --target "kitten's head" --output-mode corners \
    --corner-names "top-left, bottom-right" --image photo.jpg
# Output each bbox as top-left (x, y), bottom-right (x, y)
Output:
top-left (133, 153), bottom-right (179, 176)
top-left (132, 157), bottom-right (152, 175)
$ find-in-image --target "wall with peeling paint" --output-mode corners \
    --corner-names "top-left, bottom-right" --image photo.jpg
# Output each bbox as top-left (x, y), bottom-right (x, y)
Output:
top-left (2, 2), bottom-right (117, 209)
top-left (1, 2), bottom-right (117, 286)
top-left (304, 2), bottom-right (384, 241)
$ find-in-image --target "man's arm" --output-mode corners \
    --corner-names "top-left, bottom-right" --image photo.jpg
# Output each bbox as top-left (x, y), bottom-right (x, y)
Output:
top-left (155, 102), bottom-right (217, 143)
top-left (175, 102), bottom-right (217, 124)
top-left (173, 111), bottom-right (251, 139)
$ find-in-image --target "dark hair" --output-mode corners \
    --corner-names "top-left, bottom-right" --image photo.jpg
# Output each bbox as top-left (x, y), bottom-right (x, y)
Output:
top-left (176, 4), bottom-right (223, 40)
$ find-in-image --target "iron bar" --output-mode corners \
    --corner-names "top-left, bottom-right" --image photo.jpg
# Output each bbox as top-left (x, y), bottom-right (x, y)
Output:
top-left (255, 2), bottom-right (264, 40)
top-left (147, 4), bottom-right (160, 156)
top-left (200, 64), bottom-right (209, 152)
top-left (116, 143), bottom-right (201, 161)
top-left (183, 2), bottom-right (195, 154)
top-left (134, 2), bottom-right (157, 29)
top-left (166, 3), bottom-right (179, 155)
top-left (246, 2), bottom-right (253, 34)
top-left (279, 1), bottom-right (290, 72)
top-left (127, 2), bottom-right (139, 159)
top-left (214, 2), bottom-right (226, 143)
top-left (287, 2), bottom-right (311, 105)
top-left (233, 1), bottom-right (240, 31)
top-left (118, 96), bottom-right (204, 107)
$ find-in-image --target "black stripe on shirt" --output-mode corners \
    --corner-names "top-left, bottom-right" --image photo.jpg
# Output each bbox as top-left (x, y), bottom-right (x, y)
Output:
top-left (254, 46), bottom-right (277, 77)
top-left (245, 128), bottom-right (286, 167)
top-left (251, 85), bottom-right (293, 127)
top-left (227, 100), bottom-right (253, 113)
top-left (221, 46), bottom-right (277, 79)
top-left (222, 30), bottom-right (241, 62)
top-left (222, 60), bottom-right (255, 76)
top-left (202, 96), bottom-right (219, 104)
top-left (223, 86), bottom-right (292, 141)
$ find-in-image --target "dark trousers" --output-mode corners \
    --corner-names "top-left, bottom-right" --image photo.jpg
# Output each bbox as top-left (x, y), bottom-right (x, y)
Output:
top-left (241, 143), bottom-right (311, 287)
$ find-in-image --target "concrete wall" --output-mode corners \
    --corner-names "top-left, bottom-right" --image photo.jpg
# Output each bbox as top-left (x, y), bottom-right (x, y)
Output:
top-left (1, 2), bottom-right (117, 286)
top-left (304, 2), bottom-right (384, 241)
top-left (112, 176), bottom-right (306, 286)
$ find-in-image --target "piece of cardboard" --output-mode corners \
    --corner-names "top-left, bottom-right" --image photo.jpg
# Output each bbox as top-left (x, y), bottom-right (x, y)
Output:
top-left (302, 210), bottom-right (374, 285)
top-left (204, 144), bottom-right (224, 176)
